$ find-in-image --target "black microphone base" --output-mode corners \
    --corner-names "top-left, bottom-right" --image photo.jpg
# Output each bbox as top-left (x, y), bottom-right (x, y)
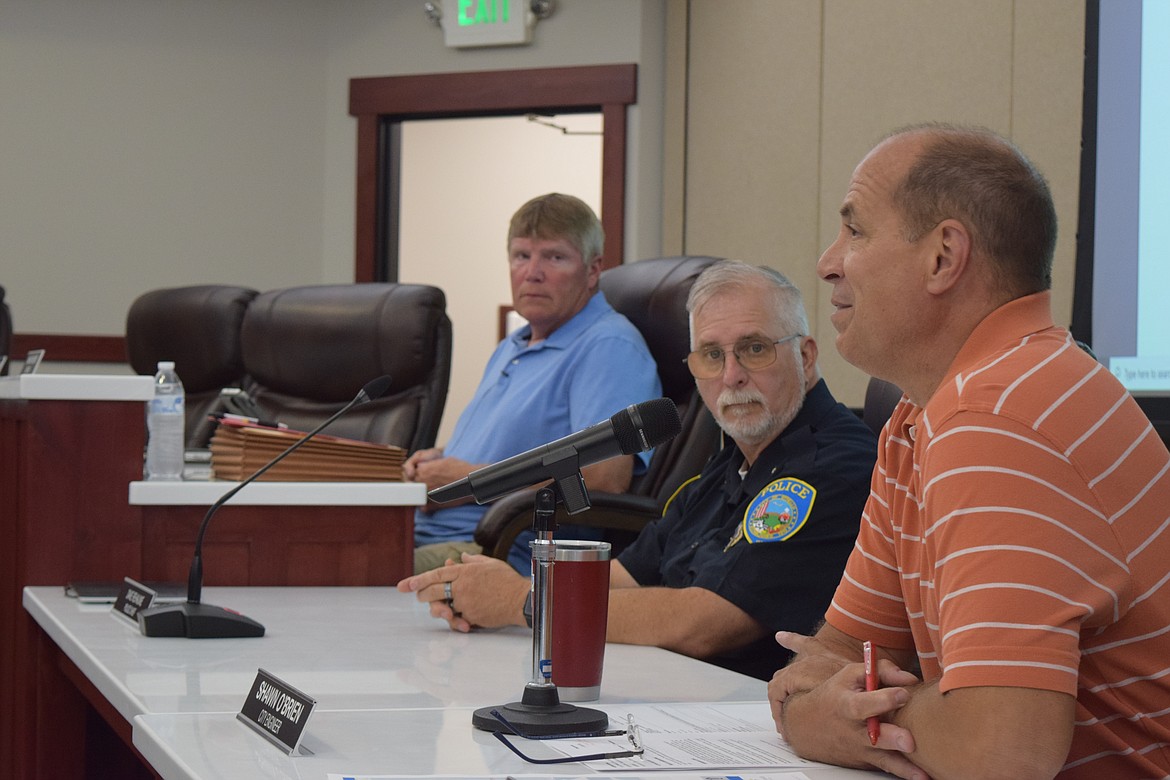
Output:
top-left (471, 683), bottom-right (607, 736)
top-left (138, 601), bottom-right (265, 638)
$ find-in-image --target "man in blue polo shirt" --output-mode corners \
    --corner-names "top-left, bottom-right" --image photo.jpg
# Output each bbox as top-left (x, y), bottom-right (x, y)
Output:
top-left (406, 193), bottom-right (661, 573)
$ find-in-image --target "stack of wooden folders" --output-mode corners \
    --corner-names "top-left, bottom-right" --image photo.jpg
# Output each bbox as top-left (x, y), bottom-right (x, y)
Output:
top-left (209, 418), bottom-right (405, 482)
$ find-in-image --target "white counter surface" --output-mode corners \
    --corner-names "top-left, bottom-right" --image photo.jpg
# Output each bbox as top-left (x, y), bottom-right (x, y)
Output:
top-left (23, 585), bottom-right (764, 721)
top-left (132, 705), bottom-right (886, 780)
top-left (129, 480), bottom-right (427, 506)
top-left (25, 585), bottom-right (887, 780)
top-left (0, 373), bottom-right (154, 400)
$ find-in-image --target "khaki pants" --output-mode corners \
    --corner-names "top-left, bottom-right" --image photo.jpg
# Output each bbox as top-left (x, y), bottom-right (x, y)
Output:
top-left (413, 540), bottom-right (483, 574)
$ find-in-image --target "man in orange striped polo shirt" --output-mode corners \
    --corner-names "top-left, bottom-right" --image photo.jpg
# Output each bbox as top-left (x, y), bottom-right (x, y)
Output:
top-left (769, 124), bottom-right (1170, 779)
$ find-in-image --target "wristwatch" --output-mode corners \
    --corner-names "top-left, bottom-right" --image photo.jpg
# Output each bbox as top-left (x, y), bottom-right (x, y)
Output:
top-left (522, 591), bottom-right (533, 628)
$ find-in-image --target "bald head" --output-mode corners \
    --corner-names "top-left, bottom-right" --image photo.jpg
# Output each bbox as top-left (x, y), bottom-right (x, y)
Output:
top-left (817, 124), bottom-right (1058, 403)
top-left (878, 124), bottom-right (1057, 298)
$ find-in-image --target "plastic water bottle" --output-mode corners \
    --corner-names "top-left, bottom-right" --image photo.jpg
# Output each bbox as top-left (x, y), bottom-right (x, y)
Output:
top-left (145, 360), bottom-right (185, 480)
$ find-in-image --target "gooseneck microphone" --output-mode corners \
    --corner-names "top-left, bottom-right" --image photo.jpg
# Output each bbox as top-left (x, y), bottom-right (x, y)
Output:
top-left (467, 397), bottom-right (682, 737)
top-left (138, 375), bottom-right (394, 639)
top-left (429, 397), bottom-right (681, 512)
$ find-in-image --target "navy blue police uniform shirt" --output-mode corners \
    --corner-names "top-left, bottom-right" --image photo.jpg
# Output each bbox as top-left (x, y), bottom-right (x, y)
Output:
top-left (617, 379), bottom-right (877, 681)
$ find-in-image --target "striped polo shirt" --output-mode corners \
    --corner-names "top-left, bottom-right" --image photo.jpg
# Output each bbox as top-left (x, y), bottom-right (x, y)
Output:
top-left (827, 292), bottom-right (1170, 777)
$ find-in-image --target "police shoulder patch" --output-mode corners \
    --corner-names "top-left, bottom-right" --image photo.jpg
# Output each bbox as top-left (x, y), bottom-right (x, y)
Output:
top-left (742, 477), bottom-right (817, 543)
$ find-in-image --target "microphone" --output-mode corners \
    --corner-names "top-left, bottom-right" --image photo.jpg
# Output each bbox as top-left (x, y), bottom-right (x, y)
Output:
top-left (138, 375), bottom-right (394, 638)
top-left (428, 397), bottom-right (681, 511)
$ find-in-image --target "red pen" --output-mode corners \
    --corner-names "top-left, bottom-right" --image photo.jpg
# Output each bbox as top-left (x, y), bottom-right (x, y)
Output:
top-left (863, 640), bottom-right (880, 745)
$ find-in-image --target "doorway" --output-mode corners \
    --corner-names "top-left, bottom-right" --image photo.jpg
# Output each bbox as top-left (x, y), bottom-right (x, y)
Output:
top-left (398, 113), bottom-right (602, 444)
top-left (348, 64), bottom-right (637, 281)
top-left (348, 65), bottom-right (635, 444)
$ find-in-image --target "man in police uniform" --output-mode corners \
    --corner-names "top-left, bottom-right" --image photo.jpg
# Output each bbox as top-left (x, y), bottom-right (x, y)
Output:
top-left (397, 261), bottom-right (876, 680)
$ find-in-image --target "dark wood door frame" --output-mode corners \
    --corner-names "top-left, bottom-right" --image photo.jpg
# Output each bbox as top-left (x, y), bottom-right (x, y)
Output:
top-left (348, 64), bottom-right (637, 281)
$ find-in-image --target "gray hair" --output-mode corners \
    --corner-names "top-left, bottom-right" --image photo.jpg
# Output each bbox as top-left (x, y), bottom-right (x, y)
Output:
top-left (686, 260), bottom-right (809, 339)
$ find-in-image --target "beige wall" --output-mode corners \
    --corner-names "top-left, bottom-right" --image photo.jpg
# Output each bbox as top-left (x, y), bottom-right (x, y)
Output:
top-left (2, 0), bottom-right (1087, 414)
top-left (317, 0), bottom-right (668, 289)
top-left (667, 0), bottom-right (1085, 407)
top-left (0, 0), bottom-right (330, 335)
top-left (0, 0), bottom-right (664, 339)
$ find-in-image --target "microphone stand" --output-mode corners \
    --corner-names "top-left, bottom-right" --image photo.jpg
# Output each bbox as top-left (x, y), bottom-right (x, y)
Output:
top-left (138, 377), bottom-right (392, 638)
top-left (471, 483), bottom-right (608, 736)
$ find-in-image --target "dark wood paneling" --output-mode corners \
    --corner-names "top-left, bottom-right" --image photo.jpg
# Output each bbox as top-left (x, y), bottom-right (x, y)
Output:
top-left (11, 333), bottom-right (126, 364)
top-left (140, 505), bottom-right (413, 585)
top-left (1, 397), bottom-right (145, 780)
top-left (5, 392), bottom-right (415, 779)
top-left (36, 637), bottom-right (159, 780)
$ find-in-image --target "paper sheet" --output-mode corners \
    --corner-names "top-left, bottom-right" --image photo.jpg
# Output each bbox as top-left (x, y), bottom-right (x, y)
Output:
top-left (329, 774), bottom-right (813, 780)
top-left (330, 701), bottom-right (820, 779)
top-left (556, 702), bottom-right (813, 771)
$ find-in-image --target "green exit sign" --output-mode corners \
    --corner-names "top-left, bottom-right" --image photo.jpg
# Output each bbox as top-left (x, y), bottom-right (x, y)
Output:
top-left (442, 0), bottom-right (531, 48)
top-left (458, 0), bottom-right (509, 26)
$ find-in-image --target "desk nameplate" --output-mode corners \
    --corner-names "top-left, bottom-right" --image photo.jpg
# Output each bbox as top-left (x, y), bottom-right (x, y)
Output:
top-left (238, 668), bottom-right (316, 755)
top-left (20, 349), bottom-right (45, 375)
top-left (111, 577), bottom-right (159, 627)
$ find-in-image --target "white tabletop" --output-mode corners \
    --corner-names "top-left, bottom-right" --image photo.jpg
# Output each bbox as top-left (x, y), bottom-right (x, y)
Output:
top-left (0, 373), bottom-right (154, 400)
top-left (23, 586), bottom-right (764, 720)
top-left (133, 705), bottom-right (888, 780)
top-left (25, 586), bottom-right (887, 780)
top-left (128, 480), bottom-right (427, 506)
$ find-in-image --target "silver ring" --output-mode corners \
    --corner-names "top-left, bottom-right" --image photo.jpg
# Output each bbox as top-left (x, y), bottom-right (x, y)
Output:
top-left (443, 581), bottom-right (453, 603)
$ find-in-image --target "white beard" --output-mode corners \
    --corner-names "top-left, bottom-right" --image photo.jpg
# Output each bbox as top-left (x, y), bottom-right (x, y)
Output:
top-left (714, 368), bottom-right (806, 447)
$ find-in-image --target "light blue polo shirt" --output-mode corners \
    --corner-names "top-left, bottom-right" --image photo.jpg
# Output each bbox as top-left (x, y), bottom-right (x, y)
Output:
top-left (415, 291), bottom-right (661, 571)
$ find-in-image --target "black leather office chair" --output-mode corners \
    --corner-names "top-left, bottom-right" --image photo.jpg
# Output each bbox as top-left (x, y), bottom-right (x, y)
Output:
top-left (863, 376), bottom-right (904, 436)
top-left (126, 285), bottom-right (259, 448)
top-left (239, 283), bottom-right (452, 452)
top-left (474, 255), bottom-right (726, 560)
top-left (0, 285), bottom-right (12, 376)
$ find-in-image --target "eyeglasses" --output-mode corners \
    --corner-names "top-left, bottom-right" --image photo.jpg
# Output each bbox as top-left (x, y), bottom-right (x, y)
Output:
top-left (489, 709), bottom-right (644, 764)
top-left (684, 334), bottom-right (803, 379)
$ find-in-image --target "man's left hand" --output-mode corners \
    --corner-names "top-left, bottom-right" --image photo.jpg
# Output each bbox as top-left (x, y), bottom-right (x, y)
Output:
top-left (396, 553), bottom-right (529, 632)
top-left (780, 661), bottom-right (925, 780)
